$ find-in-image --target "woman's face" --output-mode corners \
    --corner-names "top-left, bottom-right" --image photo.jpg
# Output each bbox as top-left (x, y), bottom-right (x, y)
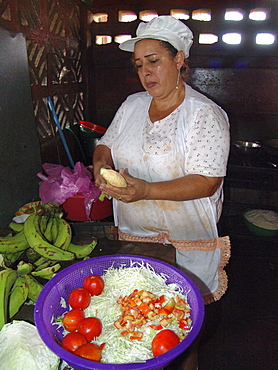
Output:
top-left (133, 39), bottom-right (183, 100)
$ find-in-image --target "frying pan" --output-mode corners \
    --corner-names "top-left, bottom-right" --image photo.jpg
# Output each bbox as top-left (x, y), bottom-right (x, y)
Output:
top-left (232, 141), bottom-right (262, 156)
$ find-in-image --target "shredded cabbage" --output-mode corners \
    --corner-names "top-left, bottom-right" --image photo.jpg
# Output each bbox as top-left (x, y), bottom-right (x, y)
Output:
top-left (83, 261), bottom-right (191, 364)
top-left (0, 320), bottom-right (60, 370)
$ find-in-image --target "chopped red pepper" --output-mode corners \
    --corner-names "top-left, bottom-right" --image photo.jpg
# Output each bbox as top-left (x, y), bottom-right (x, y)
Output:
top-left (139, 302), bottom-right (152, 314)
top-left (129, 331), bottom-right (143, 340)
top-left (179, 319), bottom-right (190, 330)
top-left (157, 308), bottom-right (170, 315)
top-left (149, 324), bottom-right (163, 330)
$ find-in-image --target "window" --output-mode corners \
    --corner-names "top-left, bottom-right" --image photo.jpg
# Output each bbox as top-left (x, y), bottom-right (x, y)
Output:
top-left (249, 8), bottom-right (269, 21)
top-left (170, 9), bottom-right (190, 20)
top-left (114, 35), bottom-right (132, 44)
top-left (199, 34), bottom-right (218, 44)
top-left (139, 10), bottom-right (158, 22)
top-left (95, 35), bottom-right (112, 45)
top-left (118, 11), bottom-right (137, 22)
top-left (222, 33), bottom-right (241, 45)
top-left (192, 9), bottom-right (211, 22)
top-left (224, 9), bottom-right (244, 21)
top-left (93, 13), bottom-right (108, 23)
top-left (256, 33), bottom-right (275, 45)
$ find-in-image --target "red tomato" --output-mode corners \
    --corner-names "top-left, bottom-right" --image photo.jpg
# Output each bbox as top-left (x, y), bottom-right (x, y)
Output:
top-left (61, 332), bottom-right (87, 353)
top-left (77, 317), bottom-right (102, 342)
top-left (68, 287), bottom-right (91, 309)
top-left (74, 342), bottom-right (102, 362)
top-left (62, 308), bottom-right (85, 332)
top-left (83, 275), bottom-right (104, 296)
top-left (152, 329), bottom-right (180, 357)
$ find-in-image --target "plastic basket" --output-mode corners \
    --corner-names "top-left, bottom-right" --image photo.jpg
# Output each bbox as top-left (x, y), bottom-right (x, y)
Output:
top-left (34, 255), bottom-right (204, 370)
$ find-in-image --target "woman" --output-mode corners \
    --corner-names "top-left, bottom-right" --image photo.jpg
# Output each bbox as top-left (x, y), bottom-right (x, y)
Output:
top-left (93, 15), bottom-right (230, 311)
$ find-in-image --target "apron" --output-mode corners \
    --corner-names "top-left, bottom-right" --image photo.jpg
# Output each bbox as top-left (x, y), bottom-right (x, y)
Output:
top-left (109, 90), bottom-right (230, 304)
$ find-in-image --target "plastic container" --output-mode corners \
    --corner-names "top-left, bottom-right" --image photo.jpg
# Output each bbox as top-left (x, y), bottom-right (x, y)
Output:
top-left (35, 255), bottom-right (204, 370)
top-left (79, 121), bottom-right (107, 165)
top-left (243, 209), bottom-right (278, 237)
top-left (62, 194), bottom-right (112, 221)
top-left (79, 121), bottom-right (107, 138)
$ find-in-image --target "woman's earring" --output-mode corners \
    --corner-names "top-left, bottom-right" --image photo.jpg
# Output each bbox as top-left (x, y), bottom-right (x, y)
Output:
top-left (176, 70), bottom-right (180, 90)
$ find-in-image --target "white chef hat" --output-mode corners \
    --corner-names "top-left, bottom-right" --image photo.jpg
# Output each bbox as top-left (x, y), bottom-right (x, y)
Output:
top-left (119, 16), bottom-right (193, 58)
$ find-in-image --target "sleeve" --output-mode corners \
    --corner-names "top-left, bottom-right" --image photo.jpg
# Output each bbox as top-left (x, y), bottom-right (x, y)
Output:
top-left (185, 104), bottom-right (230, 177)
top-left (97, 104), bottom-right (124, 149)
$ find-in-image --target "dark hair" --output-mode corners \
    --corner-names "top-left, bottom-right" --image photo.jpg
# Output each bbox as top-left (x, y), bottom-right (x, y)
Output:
top-left (160, 41), bottom-right (190, 82)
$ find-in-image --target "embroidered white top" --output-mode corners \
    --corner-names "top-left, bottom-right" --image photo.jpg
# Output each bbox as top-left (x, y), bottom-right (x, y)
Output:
top-left (98, 84), bottom-right (230, 240)
top-left (98, 84), bottom-right (230, 299)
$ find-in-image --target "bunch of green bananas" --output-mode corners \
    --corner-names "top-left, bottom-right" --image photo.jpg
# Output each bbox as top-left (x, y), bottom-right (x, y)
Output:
top-left (0, 261), bottom-right (42, 330)
top-left (0, 207), bottom-right (98, 330)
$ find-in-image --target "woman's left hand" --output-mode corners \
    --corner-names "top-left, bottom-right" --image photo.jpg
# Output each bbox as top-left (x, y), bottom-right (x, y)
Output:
top-left (99, 169), bottom-right (149, 203)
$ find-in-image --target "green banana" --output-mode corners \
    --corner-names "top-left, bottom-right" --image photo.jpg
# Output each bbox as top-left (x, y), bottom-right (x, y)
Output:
top-left (8, 222), bottom-right (24, 232)
top-left (33, 255), bottom-right (49, 267)
top-left (50, 216), bottom-right (58, 242)
top-left (9, 275), bottom-right (29, 318)
top-left (43, 216), bottom-right (54, 243)
top-left (16, 261), bottom-right (33, 276)
top-left (0, 230), bottom-right (29, 254)
top-left (0, 268), bottom-right (18, 330)
top-left (2, 250), bottom-right (25, 266)
top-left (31, 262), bottom-right (61, 280)
top-left (38, 214), bottom-right (48, 235)
top-left (23, 274), bottom-right (43, 302)
top-left (68, 239), bottom-right (97, 259)
top-left (53, 216), bottom-right (72, 250)
top-left (33, 257), bottom-right (55, 271)
top-left (24, 213), bottom-right (75, 261)
top-left (26, 247), bottom-right (40, 263)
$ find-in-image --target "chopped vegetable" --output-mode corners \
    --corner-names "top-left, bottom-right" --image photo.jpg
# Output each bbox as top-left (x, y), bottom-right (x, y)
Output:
top-left (82, 262), bottom-right (192, 364)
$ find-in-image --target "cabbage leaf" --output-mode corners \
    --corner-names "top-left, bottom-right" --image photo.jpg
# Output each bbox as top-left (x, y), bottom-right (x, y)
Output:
top-left (0, 320), bottom-right (60, 370)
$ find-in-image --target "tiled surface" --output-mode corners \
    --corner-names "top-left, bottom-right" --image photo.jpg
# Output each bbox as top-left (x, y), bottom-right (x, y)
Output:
top-left (165, 236), bottom-right (278, 370)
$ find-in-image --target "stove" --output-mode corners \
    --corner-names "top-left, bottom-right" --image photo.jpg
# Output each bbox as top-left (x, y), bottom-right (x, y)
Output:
top-left (221, 147), bottom-right (278, 238)
top-left (229, 144), bottom-right (278, 169)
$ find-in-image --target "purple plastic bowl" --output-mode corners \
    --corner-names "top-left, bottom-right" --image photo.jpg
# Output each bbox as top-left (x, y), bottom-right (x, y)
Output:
top-left (34, 255), bottom-right (204, 370)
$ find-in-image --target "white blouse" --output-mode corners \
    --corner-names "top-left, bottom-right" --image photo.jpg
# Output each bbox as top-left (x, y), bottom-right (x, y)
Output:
top-left (98, 84), bottom-right (230, 300)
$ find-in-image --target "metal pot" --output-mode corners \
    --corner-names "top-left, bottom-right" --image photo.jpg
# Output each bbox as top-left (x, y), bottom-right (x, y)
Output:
top-left (232, 141), bottom-right (262, 156)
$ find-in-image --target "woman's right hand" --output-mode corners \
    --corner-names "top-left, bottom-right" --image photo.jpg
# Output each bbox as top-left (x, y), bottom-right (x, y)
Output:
top-left (92, 144), bottom-right (114, 188)
top-left (94, 164), bottom-right (112, 188)
top-left (98, 169), bottom-right (150, 203)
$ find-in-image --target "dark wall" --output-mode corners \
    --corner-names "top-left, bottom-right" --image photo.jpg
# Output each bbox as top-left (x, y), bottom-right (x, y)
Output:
top-left (0, 26), bottom-right (42, 228)
top-left (88, 0), bottom-right (278, 144)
